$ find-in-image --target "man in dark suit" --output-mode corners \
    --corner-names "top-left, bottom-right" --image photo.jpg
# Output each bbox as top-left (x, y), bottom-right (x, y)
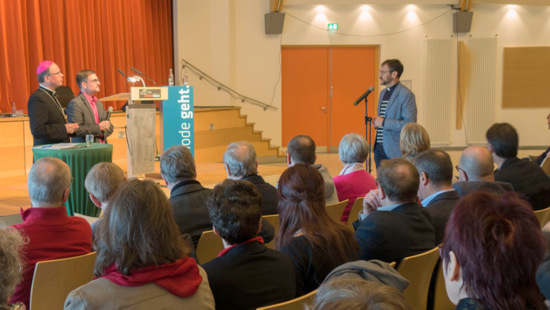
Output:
top-left (414, 149), bottom-right (459, 244)
top-left (161, 145), bottom-right (274, 248)
top-left (487, 123), bottom-right (550, 210)
top-left (224, 141), bottom-right (279, 214)
top-left (66, 70), bottom-right (113, 143)
top-left (27, 61), bottom-right (79, 146)
top-left (202, 179), bottom-right (296, 310)
top-left (353, 158), bottom-right (435, 264)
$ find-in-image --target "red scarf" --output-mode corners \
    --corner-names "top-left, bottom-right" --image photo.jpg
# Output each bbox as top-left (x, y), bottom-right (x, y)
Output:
top-left (217, 236), bottom-right (264, 257)
top-left (100, 257), bottom-right (202, 298)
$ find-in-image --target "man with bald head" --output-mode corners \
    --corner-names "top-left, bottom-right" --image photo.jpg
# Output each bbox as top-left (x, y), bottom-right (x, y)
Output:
top-left (28, 61), bottom-right (79, 146)
top-left (452, 146), bottom-right (514, 197)
top-left (10, 157), bottom-right (92, 307)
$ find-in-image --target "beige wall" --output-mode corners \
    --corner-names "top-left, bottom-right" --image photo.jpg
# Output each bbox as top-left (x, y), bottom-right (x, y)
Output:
top-left (174, 1), bottom-right (550, 147)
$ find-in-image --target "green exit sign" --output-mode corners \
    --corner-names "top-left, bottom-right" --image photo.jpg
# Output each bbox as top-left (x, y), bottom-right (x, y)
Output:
top-left (328, 23), bottom-right (338, 31)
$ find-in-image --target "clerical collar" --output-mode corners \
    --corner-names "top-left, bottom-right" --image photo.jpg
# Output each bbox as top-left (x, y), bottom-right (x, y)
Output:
top-left (39, 85), bottom-right (56, 96)
top-left (385, 81), bottom-right (400, 93)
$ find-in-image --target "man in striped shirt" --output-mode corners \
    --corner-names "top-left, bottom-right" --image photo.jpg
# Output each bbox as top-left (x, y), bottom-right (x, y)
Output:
top-left (372, 59), bottom-right (417, 170)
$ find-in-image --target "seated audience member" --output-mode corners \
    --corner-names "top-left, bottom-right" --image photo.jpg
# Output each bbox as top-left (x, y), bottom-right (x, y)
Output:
top-left (65, 179), bottom-right (215, 309)
top-left (0, 227), bottom-right (26, 310)
top-left (310, 278), bottom-right (411, 310)
top-left (441, 191), bottom-right (546, 309)
top-left (487, 122), bottom-right (550, 210)
top-left (452, 146), bottom-right (514, 197)
top-left (84, 162), bottom-right (125, 237)
top-left (10, 158), bottom-right (92, 308)
top-left (333, 133), bottom-right (377, 223)
top-left (534, 113), bottom-right (550, 165)
top-left (537, 221), bottom-right (550, 302)
top-left (413, 149), bottom-right (459, 244)
top-left (224, 141), bottom-right (279, 215)
top-left (353, 158), bottom-right (435, 263)
top-left (275, 164), bottom-right (359, 296)
top-left (202, 179), bottom-right (296, 310)
top-left (400, 122), bottom-right (430, 162)
top-left (287, 135), bottom-right (339, 204)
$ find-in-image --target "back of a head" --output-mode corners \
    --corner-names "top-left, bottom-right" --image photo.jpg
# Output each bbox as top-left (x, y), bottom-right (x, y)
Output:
top-left (311, 278), bottom-right (411, 310)
top-left (207, 179), bottom-right (262, 245)
top-left (85, 162), bottom-right (125, 203)
top-left (382, 59), bottom-right (404, 78)
top-left (287, 135), bottom-right (316, 165)
top-left (459, 146), bottom-right (494, 181)
top-left (0, 227), bottom-right (25, 306)
top-left (160, 145), bottom-right (197, 184)
top-left (28, 157), bottom-right (72, 206)
top-left (486, 122), bottom-right (518, 158)
top-left (441, 191), bottom-right (545, 310)
top-left (339, 133), bottom-right (369, 165)
top-left (377, 158), bottom-right (419, 203)
top-left (94, 179), bottom-right (187, 276)
top-left (223, 141), bottom-right (258, 178)
top-left (413, 149), bottom-right (453, 186)
top-left (400, 123), bottom-right (430, 160)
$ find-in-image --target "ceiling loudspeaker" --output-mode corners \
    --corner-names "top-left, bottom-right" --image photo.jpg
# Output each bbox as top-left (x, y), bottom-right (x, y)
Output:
top-left (265, 12), bottom-right (285, 35)
top-left (453, 11), bottom-right (473, 33)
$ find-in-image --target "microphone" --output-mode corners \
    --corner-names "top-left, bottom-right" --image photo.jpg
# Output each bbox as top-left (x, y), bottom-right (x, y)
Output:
top-left (117, 68), bottom-right (127, 78)
top-left (353, 86), bottom-right (375, 106)
top-left (130, 67), bottom-right (157, 86)
top-left (106, 106), bottom-right (113, 121)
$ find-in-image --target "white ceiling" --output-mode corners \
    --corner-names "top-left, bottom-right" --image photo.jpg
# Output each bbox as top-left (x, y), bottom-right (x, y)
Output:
top-left (284, 0), bottom-right (549, 5)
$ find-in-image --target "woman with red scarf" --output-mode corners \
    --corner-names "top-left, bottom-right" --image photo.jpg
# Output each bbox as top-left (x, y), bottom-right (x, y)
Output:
top-left (64, 179), bottom-right (215, 309)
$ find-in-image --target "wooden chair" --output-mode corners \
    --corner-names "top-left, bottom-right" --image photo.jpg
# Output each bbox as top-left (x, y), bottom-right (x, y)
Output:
top-left (535, 206), bottom-right (550, 227)
top-left (195, 230), bottom-right (224, 264)
top-left (396, 247), bottom-right (439, 310)
top-left (263, 214), bottom-right (281, 249)
top-left (30, 251), bottom-right (97, 310)
top-left (325, 200), bottom-right (348, 223)
top-left (256, 289), bottom-right (317, 310)
top-left (346, 197), bottom-right (364, 230)
top-left (433, 259), bottom-right (455, 310)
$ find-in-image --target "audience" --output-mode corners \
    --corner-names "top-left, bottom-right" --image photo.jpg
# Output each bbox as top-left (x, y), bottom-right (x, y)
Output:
top-left (84, 162), bottom-right (126, 237)
top-left (202, 179), bottom-right (296, 310)
top-left (536, 221), bottom-right (550, 302)
top-left (10, 157), bottom-right (92, 308)
top-left (65, 179), bottom-right (215, 309)
top-left (0, 227), bottom-right (26, 310)
top-left (487, 122), bottom-right (550, 210)
top-left (286, 135), bottom-right (339, 204)
top-left (534, 113), bottom-right (550, 165)
top-left (353, 158), bottom-right (435, 263)
top-left (309, 278), bottom-right (411, 310)
top-left (441, 191), bottom-right (546, 309)
top-left (275, 164), bottom-right (359, 296)
top-left (400, 122), bottom-right (430, 162)
top-left (413, 149), bottom-right (459, 244)
top-left (333, 133), bottom-right (377, 223)
top-left (452, 146), bottom-right (514, 197)
top-left (224, 141), bottom-right (279, 215)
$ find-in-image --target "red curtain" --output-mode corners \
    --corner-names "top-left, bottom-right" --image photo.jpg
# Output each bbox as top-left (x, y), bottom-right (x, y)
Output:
top-left (0, 0), bottom-right (173, 113)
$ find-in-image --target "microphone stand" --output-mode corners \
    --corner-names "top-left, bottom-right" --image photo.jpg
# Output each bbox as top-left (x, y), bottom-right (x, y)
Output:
top-left (363, 97), bottom-right (373, 174)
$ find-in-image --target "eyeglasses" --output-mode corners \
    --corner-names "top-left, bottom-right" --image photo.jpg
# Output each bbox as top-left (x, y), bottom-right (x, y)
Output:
top-left (379, 70), bottom-right (392, 74)
top-left (87, 79), bottom-right (100, 83)
top-left (455, 165), bottom-right (464, 173)
top-left (48, 72), bottom-right (63, 76)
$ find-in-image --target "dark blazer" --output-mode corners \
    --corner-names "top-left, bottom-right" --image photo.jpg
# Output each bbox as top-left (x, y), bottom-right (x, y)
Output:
top-left (495, 157), bottom-right (550, 210)
top-left (202, 241), bottom-right (296, 310)
top-left (452, 180), bottom-right (514, 197)
top-left (27, 87), bottom-right (69, 146)
top-left (353, 202), bottom-right (435, 264)
top-left (169, 180), bottom-right (275, 248)
top-left (66, 93), bottom-right (113, 143)
top-left (242, 174), bottom-right (278, 215)
top-left (424, 190), bottom-right (460, 244)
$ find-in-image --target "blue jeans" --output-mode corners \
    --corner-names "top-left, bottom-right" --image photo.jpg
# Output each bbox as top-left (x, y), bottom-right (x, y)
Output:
top-left (374, 143), bottom-right (390, 171)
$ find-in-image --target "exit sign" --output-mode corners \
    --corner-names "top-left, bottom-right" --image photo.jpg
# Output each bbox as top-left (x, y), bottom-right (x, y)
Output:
top-left (328, 23), bottom-right (338, 31)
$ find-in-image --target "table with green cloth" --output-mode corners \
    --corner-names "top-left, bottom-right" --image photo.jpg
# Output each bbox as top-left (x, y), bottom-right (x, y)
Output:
top-left (32, 143), bottom-right (113, 217)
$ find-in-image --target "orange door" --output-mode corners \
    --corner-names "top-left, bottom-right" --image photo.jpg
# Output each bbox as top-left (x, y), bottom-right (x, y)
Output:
top-left (282, 46), bottom-right (377, 149)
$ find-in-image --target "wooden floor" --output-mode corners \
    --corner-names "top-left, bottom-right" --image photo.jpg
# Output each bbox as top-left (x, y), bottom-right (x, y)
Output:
top-left (0, 149), bottom-right (541, 217)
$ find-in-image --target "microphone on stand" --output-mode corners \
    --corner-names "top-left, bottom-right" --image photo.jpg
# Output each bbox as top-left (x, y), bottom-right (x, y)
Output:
top-left (353, 86), bottom-right (375, 106)
top-left (130, 67), bottom-right (157, 86)
top-left (117, 68), bottom-right (128, 78)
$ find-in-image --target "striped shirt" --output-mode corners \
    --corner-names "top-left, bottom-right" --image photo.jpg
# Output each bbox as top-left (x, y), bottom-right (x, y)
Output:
top-left (375, 85), bottom-right (396, 144)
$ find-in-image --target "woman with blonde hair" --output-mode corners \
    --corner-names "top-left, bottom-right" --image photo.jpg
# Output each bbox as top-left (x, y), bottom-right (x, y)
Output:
top-left (400, 123), bottom-right (430, 162)
top-left (0, 227), bottom-right (26, 310)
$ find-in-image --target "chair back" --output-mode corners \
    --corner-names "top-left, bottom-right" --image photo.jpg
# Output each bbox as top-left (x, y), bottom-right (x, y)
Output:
top-left (535, 206), bottom-right (550, 227)
top-left (263, 214), bottom-right (281, 249)
top-left (325, 200), bottom-right (348, 223)
top-left (397, 247), bottom-right (439, 310)
top-left (30, 251), bottom-right (97, 310)
top-left (256, 289), bottom-right (317, 310)
top-left (195, 230), bottom-right (224, 264)
top-left (346, 197), bottom-right (364, 229)
top-left (433, 259), bottom-right (455, 310)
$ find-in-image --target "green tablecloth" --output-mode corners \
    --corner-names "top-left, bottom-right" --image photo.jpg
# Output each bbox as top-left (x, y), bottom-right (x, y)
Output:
top-left (32, 143), bottom-right (113, 217)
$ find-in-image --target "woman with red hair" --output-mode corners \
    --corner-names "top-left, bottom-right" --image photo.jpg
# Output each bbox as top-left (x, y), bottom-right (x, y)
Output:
top-left (440, 191), bottom-right (546, 310)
